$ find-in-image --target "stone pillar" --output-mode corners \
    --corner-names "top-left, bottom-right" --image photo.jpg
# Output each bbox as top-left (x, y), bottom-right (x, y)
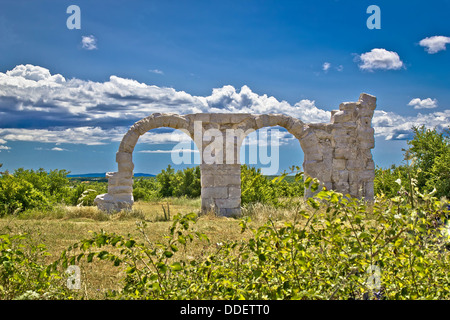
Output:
top-left (197, 114), bottom-right (247, 217)
top-left (200, 163), bottom-right (241, 216)
top-left (330, 93), bottom-right (376, 200)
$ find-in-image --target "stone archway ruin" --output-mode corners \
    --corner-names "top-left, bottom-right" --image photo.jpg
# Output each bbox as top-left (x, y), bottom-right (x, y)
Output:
top-left (95, 93), bottom-right (377, 216)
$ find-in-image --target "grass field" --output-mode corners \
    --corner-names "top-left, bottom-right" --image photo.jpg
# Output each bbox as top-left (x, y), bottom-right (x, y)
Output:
top-left (0, 197), bottom-right (307, 299)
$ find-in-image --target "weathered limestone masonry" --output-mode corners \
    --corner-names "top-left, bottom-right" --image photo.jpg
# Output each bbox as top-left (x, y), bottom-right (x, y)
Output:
top-left (94, 93), bottom-right (377, 215)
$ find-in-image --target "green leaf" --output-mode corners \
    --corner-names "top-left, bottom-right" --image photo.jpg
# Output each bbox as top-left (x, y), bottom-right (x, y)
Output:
top-left (359, 232), bottom-right (370, 240)
top-left (252, 269), bottom-right (262, 278)
top-left (157, 262), bottom-right (168, 273)
top-left (170, 262), bottom-right (182, 271)
top-left (307, 198), bottom-right (320, 210)
top-left (178, 235), bottom-right (186, 245)
top-left (163, 250), bottom-right (173, 258)
top-left (394, 238), bottom-right (404, 247)
top-left (125, 240), bottom-right (136, 248)
top-left (97, 251), bottom-right (109, 260)
top-left (112, 258), bottom-right (121, 266)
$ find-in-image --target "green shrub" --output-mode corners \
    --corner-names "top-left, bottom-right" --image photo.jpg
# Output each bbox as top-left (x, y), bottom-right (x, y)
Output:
top-left (12, 168), bottom-right (72, 204)
top-left (0, 175), bottom-right (50, 216)
top-left (69, 182), bottom-right (107, 206)
top-left (133, 177), bottom-right (160, 201)
top-left (58, 176), bottom-right (450, 300)
top-left (241, 165), bottom-right (304, 206)
top-left (0, 231), bottom-right (76, 299)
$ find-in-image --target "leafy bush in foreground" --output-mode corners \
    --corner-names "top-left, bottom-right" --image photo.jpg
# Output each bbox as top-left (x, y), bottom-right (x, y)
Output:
top-left (0, 232), bottom-right (75, 299)
top-left (55, 178), bottom-right (450, 300)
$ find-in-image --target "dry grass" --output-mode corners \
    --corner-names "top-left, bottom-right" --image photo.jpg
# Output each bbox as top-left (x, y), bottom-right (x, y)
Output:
top-left (241, 201), bottom-right (307, 223)
top-left (0, 198), bottom-right (257, 299)
top-left (0, 197), bottom-right (311, 299)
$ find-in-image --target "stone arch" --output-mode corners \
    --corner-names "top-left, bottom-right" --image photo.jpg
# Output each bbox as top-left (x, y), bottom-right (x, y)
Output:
top-left (95, 113), bottom-right (195, 212)
top-left (233, 114), bottom-right (325, 197)
top-left (95, 93), bottom-right (377, 215)
top-left (235, 113), bottom-right (322, 166)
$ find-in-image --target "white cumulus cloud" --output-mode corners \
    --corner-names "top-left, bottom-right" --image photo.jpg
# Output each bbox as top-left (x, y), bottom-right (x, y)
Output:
top-left (149, 69), bottom-right (164, 75)
top-left (5, 64), bottom-right (65, 84)
top-left (372, 109), bottom-right (450, 140)
top-left (0, 127), bottom-right (124, 145)
top-left (81, 35), bottom-right (97, 50)
top-left (0, 64), bottom-right (449, 146)
top-left (322, 62), bottom-right (331, 72)
top-left (357, 48), bottom-right (404, 71)
top-left (408, 98), bottom-right (438, 109)
top-left (419, 36), bottom-right (450, 54)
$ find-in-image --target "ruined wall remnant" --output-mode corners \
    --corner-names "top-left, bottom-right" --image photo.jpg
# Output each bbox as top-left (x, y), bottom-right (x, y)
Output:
top-left (95, 93), bottom-right (377, 216)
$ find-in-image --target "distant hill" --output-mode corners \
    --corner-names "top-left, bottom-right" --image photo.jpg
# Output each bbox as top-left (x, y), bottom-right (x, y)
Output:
top-left (68, 173), bottom-right (155, 178)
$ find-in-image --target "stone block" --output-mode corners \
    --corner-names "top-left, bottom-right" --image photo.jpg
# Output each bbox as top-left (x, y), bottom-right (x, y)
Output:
top-left (366, 160), bottom-right (375, 170)
top-left (332, 137), bottom-right (357, 149)
top-left (324, 182), bottom-right (333, 190)
top-left (331, 111), bottom-right (352, 124)
top-left (347, 159), bottom-right (365, 170)
top-left (108, 185), bottom-right (133, 195)
top-left (116, 151), bottom-right (132, 163)
top-left (202, 187), bottom-right (229, 199)
top-left (228, 186), bottom-right (241, 198)
top-left (118, 162), bottom-right (134, 172)
top-left (357, 126), bottom-right (375, 137)
top-left (290, 124), bottom-right (308, 139)
top-left (359, 93), bottom-right (377, 110)
top-left (349, 184), bottom-right (360, 197)
top-left (254, 114), bottom-right (270, 129)
top-left (217, 174), bottom-right (241, 186)
top-left (113, 193), bottom-right (134, 202)
top-left (332, 159), bottom-right (347, 170)
top-left (334, 148), bottom-right (356, 160)
top-left (201, 198), bottom-right (216, 211)
top-left (332, 170), bottom-right (349, 183)
top-left (215, 198), bottom-right (241, 208)
top-left (333, 182), bottom-right (350, 195)
top-left (201, 174), bottom-right (215, 187)
top-left (360, 140), bottom-right (375, 150)
top-left (339, 102), bottom-right (358, 111)
top-left (119, 131), bottom-right (140, 153)
top-left (210, 113), bottom-right (231, 125)
top-left (365, 181), bottom-right (375, 200)
top-left (230, 114), bottom-right (252, 124)
top-left (192, 113), bottom-right (211, 123)
top-left (359, 170), bottom-right (375, 181)
top-left (331, 127), bottom-right (355, 138)
top-left (225, 208), bottom-right (241, 217)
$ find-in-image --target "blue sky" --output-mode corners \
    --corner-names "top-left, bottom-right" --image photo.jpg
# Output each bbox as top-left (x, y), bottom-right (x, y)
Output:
top-left (0, 0), bottom-right (449, 175)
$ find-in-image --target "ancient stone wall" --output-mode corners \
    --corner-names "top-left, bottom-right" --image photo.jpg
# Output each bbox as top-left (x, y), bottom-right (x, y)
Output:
top-left (95, 93), bottom-right (377, 215)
